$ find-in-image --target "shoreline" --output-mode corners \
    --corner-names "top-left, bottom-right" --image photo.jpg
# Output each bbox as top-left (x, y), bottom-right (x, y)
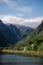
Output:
top-left (1, 50), bottom-right (43, 57)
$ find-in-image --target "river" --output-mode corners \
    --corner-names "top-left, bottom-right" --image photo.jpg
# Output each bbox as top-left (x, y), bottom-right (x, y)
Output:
top-left (0, 54), bottom-right (43, 65)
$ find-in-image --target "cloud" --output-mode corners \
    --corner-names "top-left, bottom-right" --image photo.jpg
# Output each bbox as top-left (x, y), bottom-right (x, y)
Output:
top-left (0, 0), bottom-right (32, 18)
top-left (1, 15), bottom-right (43, 28)
top-left (14, 6), bottom-right (33, 18)
top-left (15, 13), bottom-right (24, 18)
top-left (16, 6), bottom-right (32, 16)
top-left (18, 6), bottom-right (32, 14)
top-left (0, 0), bottom-right (33, 18)
top-left (0, 0), bottom-right (16, 7)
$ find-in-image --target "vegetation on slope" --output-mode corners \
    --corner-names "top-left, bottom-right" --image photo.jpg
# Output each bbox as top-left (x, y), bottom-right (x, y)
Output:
top-left (5, 21), bottom-right (43, 51)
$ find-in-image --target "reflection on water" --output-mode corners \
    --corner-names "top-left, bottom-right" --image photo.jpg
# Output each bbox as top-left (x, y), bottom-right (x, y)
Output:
top-left (0, 54), bottom-right (43, 65)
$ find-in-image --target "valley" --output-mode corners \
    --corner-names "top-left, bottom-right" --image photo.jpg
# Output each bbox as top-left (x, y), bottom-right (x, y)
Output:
top-left (0, 20), bottom-right (43, 57)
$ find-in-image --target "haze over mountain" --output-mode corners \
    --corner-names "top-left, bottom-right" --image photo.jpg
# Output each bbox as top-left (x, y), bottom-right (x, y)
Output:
top-left (2, 16), bottom-right (43, 29)
top-left (0, 20), bottom-right (33, 47)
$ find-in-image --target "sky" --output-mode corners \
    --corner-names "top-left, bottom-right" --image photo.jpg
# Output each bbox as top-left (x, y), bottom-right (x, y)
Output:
top-left (0, 0), bottom-right (43, 28)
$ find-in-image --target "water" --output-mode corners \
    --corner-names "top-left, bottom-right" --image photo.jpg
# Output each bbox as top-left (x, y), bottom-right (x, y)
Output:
top-left (0, 54), bottom-right (43, 65)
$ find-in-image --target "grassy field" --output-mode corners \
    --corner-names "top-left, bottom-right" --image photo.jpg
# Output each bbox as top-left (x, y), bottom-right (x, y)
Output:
top-left (2, 50), bottom-right (43, 57)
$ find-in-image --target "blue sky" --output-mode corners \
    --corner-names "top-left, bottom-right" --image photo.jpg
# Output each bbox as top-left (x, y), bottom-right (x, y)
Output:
top-left (0, 0), bottom-right (43, 28)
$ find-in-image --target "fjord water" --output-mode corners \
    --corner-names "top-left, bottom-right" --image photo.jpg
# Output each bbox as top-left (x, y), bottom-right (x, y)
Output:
top-left (0, 54), bottom-right (43, 65)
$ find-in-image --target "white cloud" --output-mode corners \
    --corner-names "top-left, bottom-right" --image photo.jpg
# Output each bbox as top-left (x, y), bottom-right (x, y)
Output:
top-left (1, 15), bottom-right (43, 28)
top-left (0, 0), bottom-right (33, 17)
top-left (0, 0), bottom-right (16, 7)
top-left (15, 6), bottom-right (33, 18)
top-left (17, 6), bottom-right (32, 14)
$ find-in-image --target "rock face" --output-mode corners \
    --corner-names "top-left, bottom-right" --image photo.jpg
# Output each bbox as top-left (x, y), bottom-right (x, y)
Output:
top-left (0, 20), bottom-right (33, 47)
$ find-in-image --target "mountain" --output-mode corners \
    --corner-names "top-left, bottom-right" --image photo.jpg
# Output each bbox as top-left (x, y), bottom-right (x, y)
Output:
top-left (0, 20), bottom-right (33, 48)
top-left (12, 24), bottom-right (33, 39)
top-left (35, 20), bottom-right (43, 34)
top-left (0, 20), bottom-right (18, 47)
top-left (13, 20), bottom-right (43, 51)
